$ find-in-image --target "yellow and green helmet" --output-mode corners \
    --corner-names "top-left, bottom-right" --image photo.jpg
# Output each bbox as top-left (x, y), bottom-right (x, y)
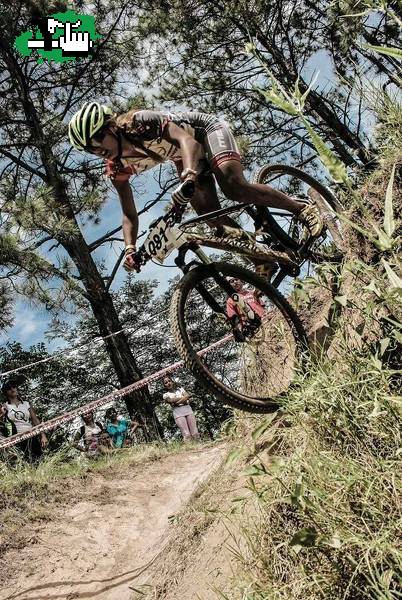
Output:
top-left (68, 102), bottom-right (113, 151)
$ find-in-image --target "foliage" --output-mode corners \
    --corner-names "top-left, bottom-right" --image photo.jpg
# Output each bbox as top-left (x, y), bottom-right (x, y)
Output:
top-left (44, 271), bottom-right (233, 440)
top-left (0, 0), bottom-right (169, 426)
top-left (246, 49), bottom-right (350, 184)
top-left (0, 283), bottom-right (13, 331)
top-left (213, 82), bottom-right (402, 598)
top-left (133, 0), bottom-right (402, 172)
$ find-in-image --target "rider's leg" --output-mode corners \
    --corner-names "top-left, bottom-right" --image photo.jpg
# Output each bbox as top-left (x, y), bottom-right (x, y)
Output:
top-left (175, 163), bottom-right (239, 229)
top-left (213, 159), bottom-right (304, 214)
top-left (185, 413), bottom-right (200, 440)
top-left (192, 168), bottom-right (276, 277)
top-left (213, 158), bottom-right (323, 238)
top-left (192, 171), bottom-right (240, 229)
top-left (175, 416), bottom-right (191, 440)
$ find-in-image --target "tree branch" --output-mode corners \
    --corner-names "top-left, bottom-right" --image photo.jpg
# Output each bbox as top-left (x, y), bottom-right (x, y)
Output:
top-left (0, 147), bottom-right (46, 180)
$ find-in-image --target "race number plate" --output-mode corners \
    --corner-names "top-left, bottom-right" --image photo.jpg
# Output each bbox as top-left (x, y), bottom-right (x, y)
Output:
top-left (144, 219), bottom-right (187, 264)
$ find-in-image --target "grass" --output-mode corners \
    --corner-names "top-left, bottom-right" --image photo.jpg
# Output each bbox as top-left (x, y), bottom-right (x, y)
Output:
top-left (223, 347), bottom-right (401, 599)
top-left (214, 143), bottom-right (402, 599)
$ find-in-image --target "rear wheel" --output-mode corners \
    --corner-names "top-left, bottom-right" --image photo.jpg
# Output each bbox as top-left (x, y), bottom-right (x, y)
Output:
top-left (254, 164), bottom-right (344, 263)
top-left (170, 262), bottom-right (308, 413)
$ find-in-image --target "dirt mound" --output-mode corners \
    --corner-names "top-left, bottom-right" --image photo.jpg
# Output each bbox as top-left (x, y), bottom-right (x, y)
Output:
top-left (297, 284), bottom-right (336, 351)
top-left (1, 445), bottom-right (224, 600)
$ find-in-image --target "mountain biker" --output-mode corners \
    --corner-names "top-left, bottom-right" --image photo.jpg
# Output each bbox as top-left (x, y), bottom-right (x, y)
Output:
top-left (68, 103), bottom-right (323, 273)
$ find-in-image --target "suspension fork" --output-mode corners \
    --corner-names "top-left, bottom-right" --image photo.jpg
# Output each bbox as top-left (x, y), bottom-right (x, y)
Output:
top-left (175, 243), bottom-right (237, 315)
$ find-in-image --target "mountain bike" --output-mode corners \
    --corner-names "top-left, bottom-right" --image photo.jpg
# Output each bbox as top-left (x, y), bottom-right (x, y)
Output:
top-left (132, 163), bottom-right (343, 413)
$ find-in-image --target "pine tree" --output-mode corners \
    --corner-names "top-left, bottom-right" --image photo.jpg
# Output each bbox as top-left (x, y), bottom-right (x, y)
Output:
top-left (0, 0), bottom-right (164, 434)
top-left (45, 273), bottom-right (233, 439)
top-left (134, 0), bottom-right (384, 170)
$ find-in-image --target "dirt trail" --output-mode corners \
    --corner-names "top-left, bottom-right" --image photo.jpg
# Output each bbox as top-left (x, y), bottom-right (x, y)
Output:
top-left (3, 445), bottom-right (223, 600)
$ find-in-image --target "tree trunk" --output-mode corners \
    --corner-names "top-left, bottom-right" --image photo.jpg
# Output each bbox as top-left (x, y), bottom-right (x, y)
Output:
top-left (0, 37), bottom-right (162, 438)
top-left (61, 229), bottom-right (163, 437)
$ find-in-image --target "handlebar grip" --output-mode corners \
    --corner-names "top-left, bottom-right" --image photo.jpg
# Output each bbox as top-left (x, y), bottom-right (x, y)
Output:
top-left (182, 179), bottom-right (195, 198)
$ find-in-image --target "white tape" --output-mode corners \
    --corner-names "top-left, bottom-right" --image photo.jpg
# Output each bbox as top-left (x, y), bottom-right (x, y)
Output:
top-left (0, 335), bottom-right (231, 449)
top-left (0, 309), bottom-right (169, 379)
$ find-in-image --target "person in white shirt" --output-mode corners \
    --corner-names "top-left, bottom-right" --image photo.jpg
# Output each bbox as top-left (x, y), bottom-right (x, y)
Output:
top-left (73, 411), bottom-right (112, 456)
top-left (1, 379), bottom-right (48, 462)
top-left (162, 376), bottom-right (200, 441)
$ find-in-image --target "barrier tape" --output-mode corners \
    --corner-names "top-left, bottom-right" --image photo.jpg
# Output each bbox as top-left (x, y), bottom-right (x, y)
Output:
top-left (0, 334), bottom-right (232, 450)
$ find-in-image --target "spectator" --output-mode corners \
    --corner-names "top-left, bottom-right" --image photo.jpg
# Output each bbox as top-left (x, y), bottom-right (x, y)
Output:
top-left (163, 376), bottom-right (200, 441)
top-left (74, 411), bottom-right (111, 456)
top-left (226, 277), bottom-right (265, 340)
top-left (105, 407), bottom-right (139, 448)
top-left (2, 379), bottom-right (48, 463)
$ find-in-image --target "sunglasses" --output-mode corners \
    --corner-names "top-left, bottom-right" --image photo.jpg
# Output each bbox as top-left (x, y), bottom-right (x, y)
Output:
top-left (87, 130), bottom-right (106, 153)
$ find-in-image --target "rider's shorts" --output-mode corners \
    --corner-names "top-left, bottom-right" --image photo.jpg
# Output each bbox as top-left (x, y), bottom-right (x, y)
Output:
top-left (203, 120), bottom-right (242, 169)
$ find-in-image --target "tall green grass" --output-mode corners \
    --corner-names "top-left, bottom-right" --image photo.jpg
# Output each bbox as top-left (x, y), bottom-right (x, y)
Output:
top-left (224, 339), bottom-right (401, 598)
top-left (218, 119), bottom-right (401, 598)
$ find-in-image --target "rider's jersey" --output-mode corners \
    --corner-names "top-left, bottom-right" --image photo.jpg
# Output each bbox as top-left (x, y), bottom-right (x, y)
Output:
top-left (105, 109), bottom-right (240, 182)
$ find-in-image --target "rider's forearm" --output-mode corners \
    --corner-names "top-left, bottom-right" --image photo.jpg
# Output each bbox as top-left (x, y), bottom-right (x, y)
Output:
top-left (164, 398), bottom-right (176, 406)
top-left (115, 181), bottom-right (139, 248)
top-left (122, 212), bottom-right (138, 248)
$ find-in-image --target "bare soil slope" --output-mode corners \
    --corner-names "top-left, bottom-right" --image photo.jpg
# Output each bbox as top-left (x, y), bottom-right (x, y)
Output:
top-left (2, 445), bottom-right (223, 600)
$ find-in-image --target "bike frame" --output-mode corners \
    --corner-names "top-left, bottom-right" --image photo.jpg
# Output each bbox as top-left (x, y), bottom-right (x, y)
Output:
top-left (132, 200), bottom-right (314, 358)
top-left (180, 204), bottom-right (307, 288)
top-left (174, 241), bottom-right (238, 313)
top-left (135, 197), bottom-right (315, 298)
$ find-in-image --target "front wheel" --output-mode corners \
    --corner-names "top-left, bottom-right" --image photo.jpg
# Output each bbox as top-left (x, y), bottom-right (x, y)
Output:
top-left (170, 262), bottom-right (308, 413)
